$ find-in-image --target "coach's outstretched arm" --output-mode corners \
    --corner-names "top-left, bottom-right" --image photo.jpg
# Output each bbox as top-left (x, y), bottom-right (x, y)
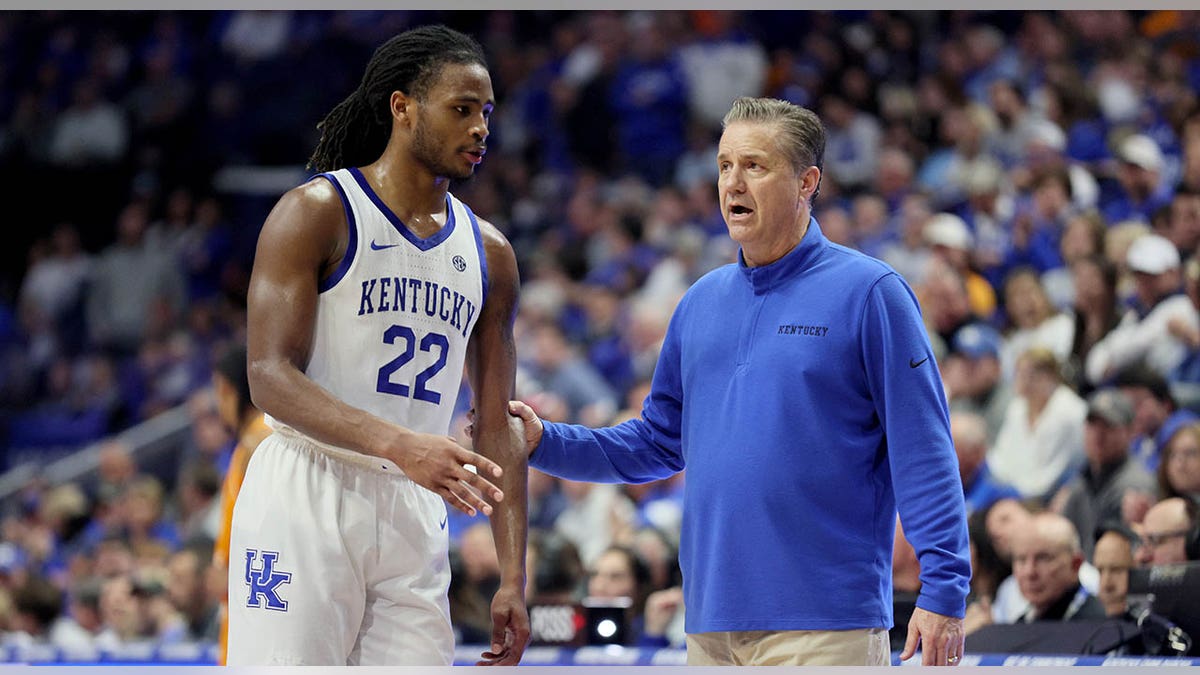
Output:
top-left (503, 305), bottom-right (688, 485)
top-left (466, 219), bottom-right (530, 666)
top-left (246, 178), bottom-right (503, 516)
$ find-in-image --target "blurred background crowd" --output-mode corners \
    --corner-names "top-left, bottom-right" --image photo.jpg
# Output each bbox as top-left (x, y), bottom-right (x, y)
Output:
top-left (0, 9), bottom-right (1199, 656)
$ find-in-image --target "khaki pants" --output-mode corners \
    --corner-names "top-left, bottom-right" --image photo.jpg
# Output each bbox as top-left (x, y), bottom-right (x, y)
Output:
top-left (686, 628), bottom-right (890, 666)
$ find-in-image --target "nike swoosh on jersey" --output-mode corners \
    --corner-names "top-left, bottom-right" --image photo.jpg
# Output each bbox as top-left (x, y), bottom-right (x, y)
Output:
top-left (909, 357), bottom-right (929, 368)
top-left (370, 240), bottom-right (399, 251)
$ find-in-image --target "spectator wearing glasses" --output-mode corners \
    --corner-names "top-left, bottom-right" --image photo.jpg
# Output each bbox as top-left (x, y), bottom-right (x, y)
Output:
top-left (1134, 497), bottom-right (1198, 566)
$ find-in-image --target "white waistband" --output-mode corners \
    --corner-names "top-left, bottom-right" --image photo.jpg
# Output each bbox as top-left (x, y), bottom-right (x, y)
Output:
top-left (267, 421), bottom-right (407, 476)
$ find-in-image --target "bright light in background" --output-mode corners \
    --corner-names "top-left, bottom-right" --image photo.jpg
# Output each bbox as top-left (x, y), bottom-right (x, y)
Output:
top-left (596, 619), bottom-right (618, 639)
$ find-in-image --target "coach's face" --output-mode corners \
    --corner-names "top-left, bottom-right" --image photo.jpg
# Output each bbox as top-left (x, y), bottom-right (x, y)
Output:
top-left (407, 62), bottom-right (494, 180)
top-left (717, 121), bottom-right (817, 267)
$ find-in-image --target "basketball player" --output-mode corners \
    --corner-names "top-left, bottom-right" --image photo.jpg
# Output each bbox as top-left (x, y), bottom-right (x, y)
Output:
top-left (227, 25), bottom-right (529, 665)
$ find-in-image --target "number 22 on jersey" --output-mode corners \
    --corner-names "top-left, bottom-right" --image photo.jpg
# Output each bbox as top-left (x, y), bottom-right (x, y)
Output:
top-left (376, 324), bottom-right (449, 404)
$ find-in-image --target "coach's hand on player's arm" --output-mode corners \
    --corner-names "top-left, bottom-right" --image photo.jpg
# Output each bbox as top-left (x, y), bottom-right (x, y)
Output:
top-left (477, 582), bottom-right (530, 666)
top-left (902, 606), bottom-right (965, 666)
top-left (464, 400), bottom-right (544, 457)
top-left (391, 431), bottom-right (504, 516)
top-left (465, 401), bottom-right (541, 455)
top-left (506, 400), bottom-right (543, 456)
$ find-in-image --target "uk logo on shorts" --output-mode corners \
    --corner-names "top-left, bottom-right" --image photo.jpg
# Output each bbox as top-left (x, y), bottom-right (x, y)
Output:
top-left (244, 549), bottom-right (292, 611)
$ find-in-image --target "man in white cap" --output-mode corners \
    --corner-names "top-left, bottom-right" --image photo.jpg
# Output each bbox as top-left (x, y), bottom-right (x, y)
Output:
top-left (1085, 233), bottom-right (1199, 384)
top-left (1103, 133), bottom-right (1172, 225)
top-left (924, 213), bottom-right (996, 320)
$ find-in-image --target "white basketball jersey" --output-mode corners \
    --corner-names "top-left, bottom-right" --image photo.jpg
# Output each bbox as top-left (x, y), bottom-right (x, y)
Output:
top-left (267, 167), bottom-right (487, 466)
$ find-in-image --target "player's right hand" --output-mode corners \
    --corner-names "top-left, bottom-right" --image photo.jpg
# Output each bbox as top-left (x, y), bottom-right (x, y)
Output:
top-left (394, 432), bottom-right (504, 516)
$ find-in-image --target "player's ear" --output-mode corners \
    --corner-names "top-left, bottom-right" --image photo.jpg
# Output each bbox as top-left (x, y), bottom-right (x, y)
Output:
top-left (390, 90), bottom-right (413, 126)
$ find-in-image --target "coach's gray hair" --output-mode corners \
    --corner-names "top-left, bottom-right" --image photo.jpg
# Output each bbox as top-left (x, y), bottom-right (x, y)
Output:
top-left (722, 97), bottom-right (825, 178)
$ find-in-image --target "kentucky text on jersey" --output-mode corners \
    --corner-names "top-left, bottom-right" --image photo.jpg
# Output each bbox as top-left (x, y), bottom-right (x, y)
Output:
top-left (357, 275), bottom-right (477, 338)
top-left (777, 324), bottom-right (829, 337)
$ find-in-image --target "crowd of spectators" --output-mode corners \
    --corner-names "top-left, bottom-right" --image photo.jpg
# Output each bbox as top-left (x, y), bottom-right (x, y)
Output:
top-left (0, 8), bottom-right (1199, 657)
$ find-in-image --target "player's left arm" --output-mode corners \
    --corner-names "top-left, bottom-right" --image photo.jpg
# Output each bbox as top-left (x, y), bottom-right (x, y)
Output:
top-left (466, 219), bottom-right (530, 666)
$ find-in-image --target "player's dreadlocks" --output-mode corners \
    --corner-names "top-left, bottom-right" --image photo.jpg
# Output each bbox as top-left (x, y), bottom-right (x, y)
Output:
top-left (308, 25), bottom-right (487, 172)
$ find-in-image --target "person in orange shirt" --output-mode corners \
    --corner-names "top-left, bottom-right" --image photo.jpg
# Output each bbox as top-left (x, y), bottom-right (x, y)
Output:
top-left (210, 343), bottom-right (271, 664)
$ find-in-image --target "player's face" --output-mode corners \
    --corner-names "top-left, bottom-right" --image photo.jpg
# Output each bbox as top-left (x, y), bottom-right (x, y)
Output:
top-left (717, 121), bottom-right (808, 267)
top-left (411, 62), bottom-right (494, 180)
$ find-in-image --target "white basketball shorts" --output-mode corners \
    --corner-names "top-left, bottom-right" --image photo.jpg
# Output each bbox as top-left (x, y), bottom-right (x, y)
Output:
top-left (226, 430), bottom-right (453, 665)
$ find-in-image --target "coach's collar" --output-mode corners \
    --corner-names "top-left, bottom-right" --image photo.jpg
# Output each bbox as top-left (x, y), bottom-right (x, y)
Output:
top-left (739, 216), bottom-right (826, 295)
